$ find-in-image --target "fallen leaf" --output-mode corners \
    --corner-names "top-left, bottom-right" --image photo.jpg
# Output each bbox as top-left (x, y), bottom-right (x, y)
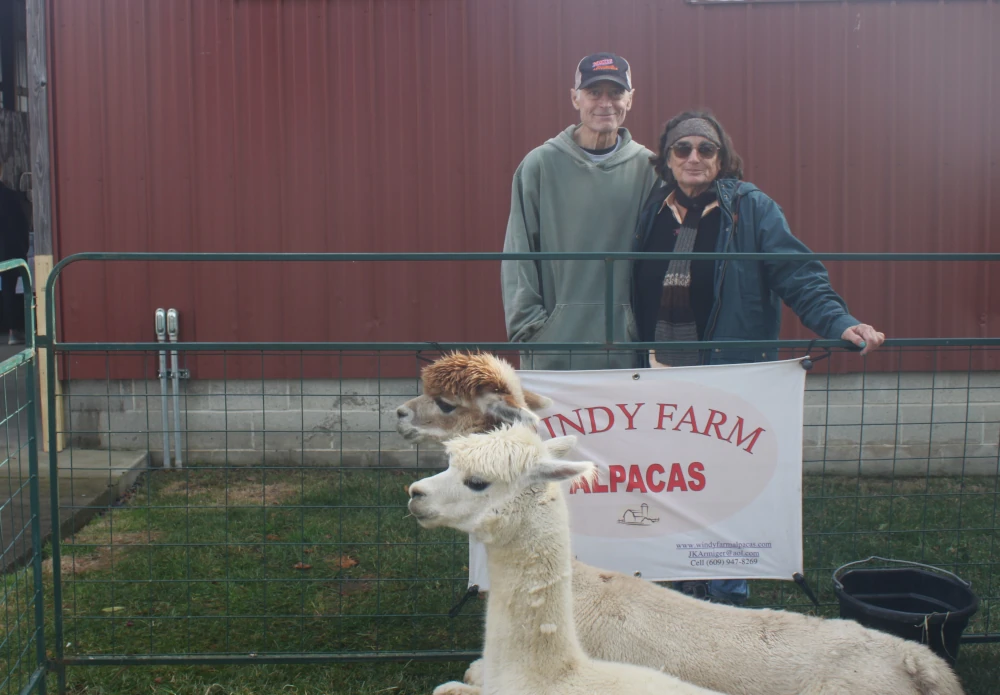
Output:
top-left (403, 484), bottom-right (410, 496)
top-left (294, 562), bottom-right (313, 571)
top-left (125, 620), bottom-right (134, 628)
top-left (154, 678), bottom-right (163, 684)
top-left (303, 548), bottom-right (314, 554)
top-left (266, 534), bottom-right (280, 541)
top-left (337, 555), bottom-right (359, 569)
top-left (101, 606), bottom-right (126, 614)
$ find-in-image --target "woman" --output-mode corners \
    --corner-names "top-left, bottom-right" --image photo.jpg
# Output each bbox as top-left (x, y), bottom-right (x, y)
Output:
top-left (632, 111), bottom-right (884, 604)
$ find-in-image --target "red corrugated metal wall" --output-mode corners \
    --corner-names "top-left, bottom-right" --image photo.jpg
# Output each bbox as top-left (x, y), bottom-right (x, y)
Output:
top-left (48, 0), bottom-right (999, 379)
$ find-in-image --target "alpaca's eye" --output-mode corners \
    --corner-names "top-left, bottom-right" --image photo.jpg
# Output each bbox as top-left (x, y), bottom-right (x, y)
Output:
top-left (435, 398), bottom-right (457, 414)
top-left (464, 478), bottom-right (490, 492)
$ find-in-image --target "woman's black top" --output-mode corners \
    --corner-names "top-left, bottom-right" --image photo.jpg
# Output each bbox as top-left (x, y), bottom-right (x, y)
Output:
top-left (634, 206), bottom-right (721, 342)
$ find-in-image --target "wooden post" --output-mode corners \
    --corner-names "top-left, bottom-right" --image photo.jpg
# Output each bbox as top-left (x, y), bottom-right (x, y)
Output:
top-left (26, 0), bottom-right (64, 452)
top-left (34, 256), bottom-right (64, 451)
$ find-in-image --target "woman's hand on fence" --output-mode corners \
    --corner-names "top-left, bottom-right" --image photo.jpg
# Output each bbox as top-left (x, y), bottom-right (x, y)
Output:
top-left (841, 324), bottom-right (886, 356)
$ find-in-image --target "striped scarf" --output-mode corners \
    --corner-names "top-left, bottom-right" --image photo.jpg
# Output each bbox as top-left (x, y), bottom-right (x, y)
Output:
top-left (653, 188), bottom-right (717, 366)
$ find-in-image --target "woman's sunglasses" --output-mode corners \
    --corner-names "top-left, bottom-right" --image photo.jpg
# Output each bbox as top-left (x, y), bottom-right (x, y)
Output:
top-left (669, 142), bottom-right (720, 160)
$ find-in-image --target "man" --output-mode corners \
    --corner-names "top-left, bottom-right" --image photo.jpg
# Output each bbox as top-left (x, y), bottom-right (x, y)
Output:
top-left (501, 53), bottom-right (657, 370)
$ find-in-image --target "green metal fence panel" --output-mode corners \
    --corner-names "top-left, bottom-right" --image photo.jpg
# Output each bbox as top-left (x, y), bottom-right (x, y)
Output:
top-left (40, 254), bottom-right (1000, 685)
top-left (0, 259), bottom-right (46, 695)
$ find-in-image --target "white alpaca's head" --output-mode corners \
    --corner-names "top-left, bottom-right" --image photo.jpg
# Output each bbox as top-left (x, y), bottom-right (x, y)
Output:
top-left (395, 352), bottom-right (553, 444)
top-left (407, 425), bottom-right (592, 537)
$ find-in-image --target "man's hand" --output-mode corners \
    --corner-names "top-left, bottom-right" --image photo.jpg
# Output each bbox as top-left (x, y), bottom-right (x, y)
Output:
top-left (841, 324), bottom-right (885, 356)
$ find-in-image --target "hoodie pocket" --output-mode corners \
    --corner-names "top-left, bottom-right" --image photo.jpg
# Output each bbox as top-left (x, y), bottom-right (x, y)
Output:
top-left (528, 303), bottom-right (636, 344)
top-left (624, 304), bottom-right (638, 341)
top-left (528, 304), bottom-right (568, 343)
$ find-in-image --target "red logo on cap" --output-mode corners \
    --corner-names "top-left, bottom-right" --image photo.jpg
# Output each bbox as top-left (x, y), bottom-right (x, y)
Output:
top-left (592, 58), bottom-right (615, 68)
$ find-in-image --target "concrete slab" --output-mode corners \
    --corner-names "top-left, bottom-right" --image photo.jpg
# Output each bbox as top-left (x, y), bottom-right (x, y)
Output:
top-left (27, 448), bottom-right (149, 483)
top-left (0, 449), bottom-right (148, 573)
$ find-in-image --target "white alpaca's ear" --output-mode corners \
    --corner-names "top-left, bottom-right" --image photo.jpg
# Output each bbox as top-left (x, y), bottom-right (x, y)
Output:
top-left (526, 459), bottom-right (595, 486)
top-left (542, 435), bottom-right (577, 459)
top-left (483, 395), bottom-right (538, 427)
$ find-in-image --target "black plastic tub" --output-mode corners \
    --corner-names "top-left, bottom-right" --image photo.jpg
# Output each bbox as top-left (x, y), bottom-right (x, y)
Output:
top-left (833, 557), bottom-right (979, 665)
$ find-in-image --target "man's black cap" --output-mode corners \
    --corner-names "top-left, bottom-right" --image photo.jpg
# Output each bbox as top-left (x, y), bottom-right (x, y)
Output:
top-left (574, 53), bottom-right (632, 91)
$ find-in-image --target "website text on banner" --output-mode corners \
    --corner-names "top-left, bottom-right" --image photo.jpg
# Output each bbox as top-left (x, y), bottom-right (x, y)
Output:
top-left (468, 358), bottom-right (807, 590)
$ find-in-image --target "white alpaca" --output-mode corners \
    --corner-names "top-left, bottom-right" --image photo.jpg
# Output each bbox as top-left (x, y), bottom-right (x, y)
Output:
top-left (407, 425), bottom-right (726, 695)
top-left (397, 352), bottom-right (966, 695)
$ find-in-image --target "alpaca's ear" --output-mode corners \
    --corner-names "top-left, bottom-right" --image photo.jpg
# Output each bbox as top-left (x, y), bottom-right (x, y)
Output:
top-left (527, 459), bottom-right (595, 486)
top-left (523, 389), bottom-right (552, 411)
top-left (483, 395), bottom-right (538, 427)
top-left (542, 435), bottom-right (577, 459)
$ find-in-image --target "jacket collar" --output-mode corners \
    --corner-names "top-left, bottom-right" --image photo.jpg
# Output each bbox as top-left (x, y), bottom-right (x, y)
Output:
top-left (662, 189), bottom-right (721, 223)
top-left (714, 178), bottom-right (759, 216)
top-left (714, 178), bottom-right (737, 216)
top-left (646, 177), bottom-right (751, 214)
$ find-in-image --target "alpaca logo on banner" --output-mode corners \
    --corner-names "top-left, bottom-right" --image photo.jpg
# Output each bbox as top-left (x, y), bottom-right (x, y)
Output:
top-left (467, 358), bottom-right (806, 590)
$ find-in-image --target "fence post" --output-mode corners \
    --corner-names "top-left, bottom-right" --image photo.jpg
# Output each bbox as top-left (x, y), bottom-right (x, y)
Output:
top-left (34, 256), bottom-right (65, 452)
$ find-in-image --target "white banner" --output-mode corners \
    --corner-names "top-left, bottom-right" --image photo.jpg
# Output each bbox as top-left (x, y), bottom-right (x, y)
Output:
top-left (469, 358), bottom-right (806, 590)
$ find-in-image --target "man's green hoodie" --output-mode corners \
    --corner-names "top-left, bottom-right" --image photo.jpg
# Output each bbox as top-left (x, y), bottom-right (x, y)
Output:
top-left (501, 124), bottom-right (657, 370)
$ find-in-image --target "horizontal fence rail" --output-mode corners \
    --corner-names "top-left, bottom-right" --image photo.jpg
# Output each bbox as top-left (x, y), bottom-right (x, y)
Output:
top-left (34, 254), bottom-right (1000, 687)
top-left (43, 252), bottom-right (1000, 351)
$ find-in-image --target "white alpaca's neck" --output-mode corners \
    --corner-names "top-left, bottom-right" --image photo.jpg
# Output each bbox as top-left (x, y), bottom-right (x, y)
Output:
top-left (480, 484), bottom-right (584, 680)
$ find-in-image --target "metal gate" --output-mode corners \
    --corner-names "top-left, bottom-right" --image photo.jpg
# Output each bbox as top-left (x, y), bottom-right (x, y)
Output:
top-left (34, 252), bottom-right (1000, 692)
top-left (0, 259), bottom-right (45, 695)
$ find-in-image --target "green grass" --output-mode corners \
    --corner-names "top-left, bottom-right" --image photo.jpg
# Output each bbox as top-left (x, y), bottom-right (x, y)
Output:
top-left (52, 467), bottom-right (485, 660)
top-left (1, 466), bottom-right (998, 694)
top-left (749, 475), bottom-right (1000, 620)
